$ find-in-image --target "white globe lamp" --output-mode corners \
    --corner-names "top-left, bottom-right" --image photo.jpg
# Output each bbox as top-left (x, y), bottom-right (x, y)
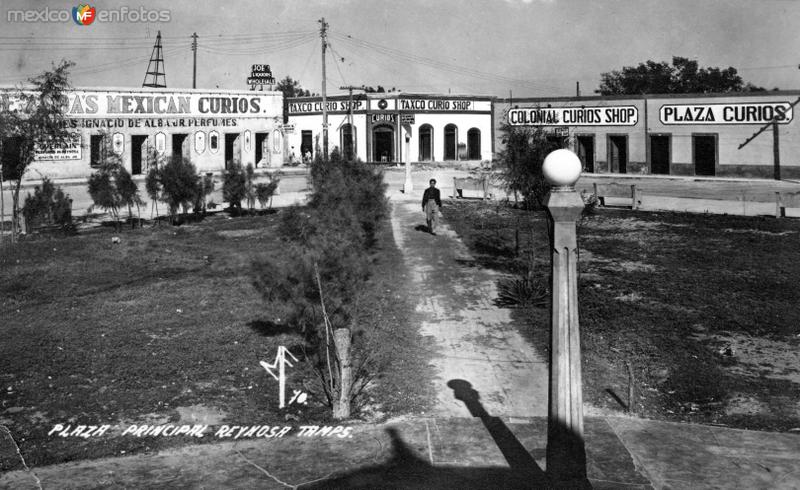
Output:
top-left (542, 149), bottom-right (582, 188)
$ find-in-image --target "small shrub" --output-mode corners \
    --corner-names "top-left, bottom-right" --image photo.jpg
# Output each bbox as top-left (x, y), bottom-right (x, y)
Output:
top-left (496, 275), bottom-right (548, 308)
top-left (193, 173), bottom-right (215, 216)
top-left (22, 178), bottom-right (74, 232)
top-left (255, 180), bottom-right (279, 209)
top-left (158, 156), bottom-right (200, 222)
top-left (581, 190), bottom-right (599, 216)
top-left (222, 163), bottom-right (246, 212)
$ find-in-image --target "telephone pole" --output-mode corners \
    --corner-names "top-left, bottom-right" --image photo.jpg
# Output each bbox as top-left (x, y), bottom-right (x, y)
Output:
top-left (738, 97), bottom-right (800, 180)
top-left (319, 18), bottom-right (329, 159)
top-left (191, 32), bottom-right (198, 89)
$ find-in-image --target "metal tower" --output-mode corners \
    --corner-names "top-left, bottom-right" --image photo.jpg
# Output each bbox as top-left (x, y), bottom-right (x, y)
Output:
top-left (142, 31), bottom-right (167, 88)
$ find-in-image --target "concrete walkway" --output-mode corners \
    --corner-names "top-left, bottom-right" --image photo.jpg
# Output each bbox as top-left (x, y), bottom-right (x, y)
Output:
top-left (389, 191), bottom-right (548, 419)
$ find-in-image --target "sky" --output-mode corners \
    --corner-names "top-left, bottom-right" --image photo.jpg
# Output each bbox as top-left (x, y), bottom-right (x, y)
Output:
top-left (0, 0), bottom-right (799, 98)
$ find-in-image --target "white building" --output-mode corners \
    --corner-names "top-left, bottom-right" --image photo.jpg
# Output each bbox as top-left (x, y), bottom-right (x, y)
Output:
top-left (285, 93), bottom-right (494, 163)
top-left (0, 87), bottom-right (284, 180)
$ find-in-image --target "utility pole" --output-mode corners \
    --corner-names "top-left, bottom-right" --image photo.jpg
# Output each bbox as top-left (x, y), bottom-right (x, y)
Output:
top-left (576, 81), bottom-right (580, 97)
top-left (191, 32), bottom-right (198, 89)
top-left (738, 97), bottom-right (800, 180)
top-left (319, 18), bottom-right (329, 160)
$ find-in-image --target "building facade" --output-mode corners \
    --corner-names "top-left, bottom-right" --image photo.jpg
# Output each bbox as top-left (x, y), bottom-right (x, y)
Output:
top-left (285, 93), bottom-right (494, 163)
top-left (1, 87), bottom-right (284, 180)
top-left (494, 91), bottom-right (800, 179)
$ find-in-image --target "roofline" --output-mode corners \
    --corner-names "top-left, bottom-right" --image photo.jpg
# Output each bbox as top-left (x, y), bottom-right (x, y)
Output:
top-left (499, 90), bottom-right (800, 103)
top-left (288, 92), bottom-right (494, 103)
top-left (0, 85), bottom-right (281, 96)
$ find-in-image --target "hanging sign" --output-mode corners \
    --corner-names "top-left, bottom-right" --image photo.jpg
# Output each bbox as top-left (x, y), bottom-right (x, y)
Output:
top-left (155, 132), bottom-right (166, 155)
top-left (195, 131), bottom-right (206, 154)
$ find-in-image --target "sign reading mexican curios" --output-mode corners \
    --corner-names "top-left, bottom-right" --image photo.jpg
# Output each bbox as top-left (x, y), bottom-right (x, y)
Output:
top-left (0, 90), bottom-right (277, 118)
top-left (659, 102), bottom-right (793, 125)
top-left (508, 106), bottom-right (638, 126)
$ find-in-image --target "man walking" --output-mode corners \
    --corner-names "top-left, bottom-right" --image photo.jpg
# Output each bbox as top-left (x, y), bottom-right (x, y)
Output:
top-left (422, 179), bottom-right (442, 235)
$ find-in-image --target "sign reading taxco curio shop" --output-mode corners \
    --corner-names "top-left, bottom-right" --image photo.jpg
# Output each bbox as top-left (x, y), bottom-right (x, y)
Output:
top-left (507, 106), bottom-right (638, 126)
top-left (659, 102), bottom-right (794, 124)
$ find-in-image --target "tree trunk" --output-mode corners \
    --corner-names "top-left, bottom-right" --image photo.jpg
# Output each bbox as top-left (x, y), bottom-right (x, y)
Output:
top-left (11, 181), bottom-right (21, 243)
top-left (332, 327), bottom-right (352, 420)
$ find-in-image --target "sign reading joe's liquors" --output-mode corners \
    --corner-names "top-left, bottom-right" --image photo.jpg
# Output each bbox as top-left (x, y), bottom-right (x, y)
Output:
top-left (659, 102), bottom-right (794, 125)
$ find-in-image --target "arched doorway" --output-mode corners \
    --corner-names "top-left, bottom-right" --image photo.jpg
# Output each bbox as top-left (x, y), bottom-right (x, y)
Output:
top-left (467, 128), bottom-right (481, 160)
top-left (419, 124), bottom-right (433, 161)
top-left (341, 123), bottom-right (356, 160)
top-left (372, 124), bottom-right (394, 162)
top-left (444, 124), bottom-right (457, 160)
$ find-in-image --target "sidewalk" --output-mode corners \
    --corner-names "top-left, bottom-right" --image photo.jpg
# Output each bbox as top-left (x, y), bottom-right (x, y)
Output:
top-left (2, 189), bottom-right (799, 489)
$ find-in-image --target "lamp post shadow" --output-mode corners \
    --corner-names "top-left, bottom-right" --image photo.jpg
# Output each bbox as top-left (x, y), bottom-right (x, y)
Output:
top-left (446, 379), bottom-right (551, 487)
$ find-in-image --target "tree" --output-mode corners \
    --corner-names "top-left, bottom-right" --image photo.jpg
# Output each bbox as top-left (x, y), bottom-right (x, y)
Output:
top-left (253, 152), bottom-right (388, 419)
top-left (495, 122), bottom-right (561, 210)
top-left (222, 162), bottom-right (246, 212)
top-left (276, 76), bottom-right (312, 123)
top-left (193, 172), bottom-right (215, 217)
top-left (276, 76), bottom-right (311, 99)
top-left (597, 56), bottom-right (764, 95)
top-left (158, 156), bottom-right (200, 223)
top-left (1, 60), bottom-right (75, 242)
top-left (87, 133), bottom-right (144, 229)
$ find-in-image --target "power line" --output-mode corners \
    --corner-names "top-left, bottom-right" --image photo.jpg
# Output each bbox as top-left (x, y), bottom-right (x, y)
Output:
top-left (331, 31), bottom-right (565, 94)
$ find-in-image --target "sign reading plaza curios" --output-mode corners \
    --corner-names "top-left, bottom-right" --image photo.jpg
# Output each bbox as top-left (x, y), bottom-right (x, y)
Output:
top-left (659, 102), bottom-right (794, 125)
top-left (508, 106), bottom-right (638, 126)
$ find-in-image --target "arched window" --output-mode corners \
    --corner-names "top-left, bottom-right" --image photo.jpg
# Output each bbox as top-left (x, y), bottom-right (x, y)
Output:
top-left (467, 128), bottom-right (481, 160)
top-left (340, 123), bottom-right (356, 160)
top-left (444, 124), bottom-right (457, 160)
top-left (418, 124), bottom-right (433, 161)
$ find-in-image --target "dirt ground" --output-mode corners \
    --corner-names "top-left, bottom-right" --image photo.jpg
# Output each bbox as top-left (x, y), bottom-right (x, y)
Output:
top-left (443, 200), bottom-right (800, 432)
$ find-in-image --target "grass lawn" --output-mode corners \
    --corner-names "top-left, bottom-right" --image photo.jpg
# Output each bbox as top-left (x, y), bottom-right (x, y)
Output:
top-left (443, 200), bottom-right (800, 432)
top-left (0, 210), bottom-right (432, 468)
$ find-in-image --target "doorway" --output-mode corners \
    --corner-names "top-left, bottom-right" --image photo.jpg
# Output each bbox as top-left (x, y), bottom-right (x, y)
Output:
top-left (341, 124), bottom-right (355, 160)
top-left (419, 124), bottom-right (433, 161)
top-left (467, 128), bottom-right (481, 160)
top-left (131, 135), bottom-right (147, 175)
top-left (576, 135), bottom-right (594, 173)
top-left (0, 136), bottom-right (22, 179)
top-left (225, 133), bottom-right (241, 169)
top-left (90, 134), bottom-right (105, 168)
top-left (608, 135), bottom-right (628, 174)
top-left (444, 124), bottom-right (457, 160)
top-left (172, 133), bottom-right (189, 162)
top-left (255, 132), bottom-right (268, 167)
top-left (301, 130), bottom-right (313, 162)
top-left (650, 135), bottom-right (671, 175)
top-left (693, 134), bottom-right (716, 176)
top-left (372, 124), bottom-right (394, 162)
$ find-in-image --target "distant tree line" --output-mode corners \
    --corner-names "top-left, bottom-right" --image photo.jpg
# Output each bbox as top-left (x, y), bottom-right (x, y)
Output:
top-left (597, 56), bottom-right (775, 95)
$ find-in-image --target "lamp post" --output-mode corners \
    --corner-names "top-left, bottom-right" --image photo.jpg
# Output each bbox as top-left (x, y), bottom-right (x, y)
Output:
top-left (403, 124), bottom-right (413, 193)
top-left (542, 149), bottom-right (588, 486)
